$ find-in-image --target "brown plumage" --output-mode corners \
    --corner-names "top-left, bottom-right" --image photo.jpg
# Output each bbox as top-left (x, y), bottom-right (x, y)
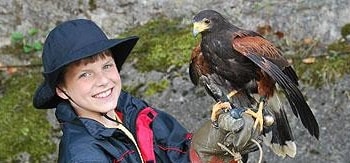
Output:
top-left (190, 9), bottom-right (319, 158)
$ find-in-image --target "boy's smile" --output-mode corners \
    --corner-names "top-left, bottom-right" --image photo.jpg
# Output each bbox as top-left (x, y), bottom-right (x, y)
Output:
top-left (93, 88), bottom-right (112, 98)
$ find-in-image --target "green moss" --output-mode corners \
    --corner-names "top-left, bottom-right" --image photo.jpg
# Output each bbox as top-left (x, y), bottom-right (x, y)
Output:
top-left (294, 54), bottom-right (350, 87)
top-left (122, 83), bottom-right (145, 97)
top-left (0, 44), bottom-right (24, 56)
top-left (328, 41), bottom-right (350, 53)
top-left (88, 0), bottom-right (97, 11)
top-left (120, 17), bottom-right (198, 72)
top-left (0, 69), bottom-right (55, 162)
top-left (144, 79), bottom-right (169, 96)
top-left (293, 40), bottom-right (350, 87)
top-left (122, 79), bottom-right (169, 97)
top-left (341, 23), bottom-right (350, 39)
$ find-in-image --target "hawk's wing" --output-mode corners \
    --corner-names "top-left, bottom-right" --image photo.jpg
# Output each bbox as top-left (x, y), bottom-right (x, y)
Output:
top-left (231, 34), bottom-right (319, 139)
top-left (189, 44), bottom-right (206, 86)
top-left (232, 34), bottom-right (299, 85)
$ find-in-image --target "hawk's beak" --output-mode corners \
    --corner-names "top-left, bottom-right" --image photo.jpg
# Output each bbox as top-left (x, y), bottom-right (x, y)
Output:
top-left (193, 28), bottom-right (199, 37)
top-left (192, 22), bottom-right (207, 37)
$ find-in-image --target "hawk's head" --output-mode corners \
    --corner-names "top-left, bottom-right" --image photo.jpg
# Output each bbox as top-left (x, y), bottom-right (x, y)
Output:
top-left (192, 9), bottom-right (229, 37)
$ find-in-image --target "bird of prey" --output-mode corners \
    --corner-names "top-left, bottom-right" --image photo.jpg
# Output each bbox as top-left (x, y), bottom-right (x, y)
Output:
top-left (189, 9), bottom-right (319, 157)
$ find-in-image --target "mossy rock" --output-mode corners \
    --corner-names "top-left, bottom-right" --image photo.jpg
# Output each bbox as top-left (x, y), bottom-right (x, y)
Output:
top-left (294, 54), bottom-right (350, 87)
top-left (328, 41), bottom-right (350, 53)
top-left (120, 17), bottom-right (199, 72)
top-left (341, 23), bottom-right (350, 39)
top-left (0, 68), bottom-right (56, 162)
top-left (294, 38), bottom-right (350, 87)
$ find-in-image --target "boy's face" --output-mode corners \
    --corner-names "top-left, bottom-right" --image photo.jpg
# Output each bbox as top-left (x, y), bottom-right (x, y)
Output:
top-left (56, 54), bottom-right (121, 117)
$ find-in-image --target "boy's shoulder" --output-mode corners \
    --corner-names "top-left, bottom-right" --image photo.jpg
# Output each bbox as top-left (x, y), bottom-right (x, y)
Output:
top-left (59, 126), bottom-right (111, 162)
top-left (117, 91), bottom-right (149, 110)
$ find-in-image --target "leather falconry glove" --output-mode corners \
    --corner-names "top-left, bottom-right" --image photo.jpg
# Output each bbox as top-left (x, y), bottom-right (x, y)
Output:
top-left (190, 110), bottom-right (262, 163)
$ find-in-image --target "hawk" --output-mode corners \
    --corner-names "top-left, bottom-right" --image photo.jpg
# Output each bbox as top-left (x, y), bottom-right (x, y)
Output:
top-left (190, 9), bottom-right (319, 157)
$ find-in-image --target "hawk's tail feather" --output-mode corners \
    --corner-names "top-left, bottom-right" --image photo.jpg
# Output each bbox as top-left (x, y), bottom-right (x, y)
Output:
top-left (282, 66), bottom-right (299, 86)
top-left (263, 133), bottom-right (297, 158)
top-left (263, 93), bottom-right (296, 158)
top-left (271, 68), bottom-right (319, 139)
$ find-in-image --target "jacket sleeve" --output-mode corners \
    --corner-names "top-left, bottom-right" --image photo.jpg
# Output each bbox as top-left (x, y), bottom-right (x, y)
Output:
top-left (151, 108), bottom-right (192, 163)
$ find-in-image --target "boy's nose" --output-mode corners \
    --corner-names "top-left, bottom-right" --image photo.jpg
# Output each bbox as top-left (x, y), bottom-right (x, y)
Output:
top-left (95, 72), bottom-right (109, 86)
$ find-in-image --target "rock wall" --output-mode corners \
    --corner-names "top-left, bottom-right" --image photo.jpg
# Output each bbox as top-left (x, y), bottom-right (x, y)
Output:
top-left (1, 0), bottom-right (350, 48)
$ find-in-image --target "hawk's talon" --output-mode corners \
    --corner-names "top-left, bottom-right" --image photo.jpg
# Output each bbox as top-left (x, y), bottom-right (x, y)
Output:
top-left (211, 101), bottom-right (232, 126)
top-left (211, 121), bottom-right (219, 128)
top-left (245, 100), bottom-right (265, 132)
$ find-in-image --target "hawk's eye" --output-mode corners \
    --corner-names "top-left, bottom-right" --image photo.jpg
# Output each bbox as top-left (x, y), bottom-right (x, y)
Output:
top-left (204, 19), bottom-right (210, 24)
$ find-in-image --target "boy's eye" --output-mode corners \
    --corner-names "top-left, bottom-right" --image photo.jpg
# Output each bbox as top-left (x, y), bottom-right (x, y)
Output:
top-left (103, 63), bottom-right (114, 70)
top-left (78, 72), bottom-right (90, 79)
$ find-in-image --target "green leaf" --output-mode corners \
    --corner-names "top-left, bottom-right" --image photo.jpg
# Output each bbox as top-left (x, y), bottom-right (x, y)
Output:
top-left (28, 28), bottom-right (39, 36)
top-left (33, 41), bottom-right (43, 51)
top-left (23, 44), bottom-right (33, 53)
top-left (10, 32), bottom-right (24, 43)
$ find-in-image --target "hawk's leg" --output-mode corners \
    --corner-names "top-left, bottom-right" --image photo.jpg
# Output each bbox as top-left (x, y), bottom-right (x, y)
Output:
top-left (245, 96), bottom-right (266, 132)
top-left (211, 90), bottom-right (238, 127)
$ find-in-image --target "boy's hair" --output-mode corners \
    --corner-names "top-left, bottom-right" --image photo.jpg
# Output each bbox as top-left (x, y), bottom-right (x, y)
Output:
top-left (57, 49), bottom-right (113, 86)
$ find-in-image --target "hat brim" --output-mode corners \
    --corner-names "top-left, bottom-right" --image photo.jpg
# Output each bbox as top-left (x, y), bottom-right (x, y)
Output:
top-left (110, 36), bottom-right (139, 71)
top-left (33, 36), bottom-right (139, 109)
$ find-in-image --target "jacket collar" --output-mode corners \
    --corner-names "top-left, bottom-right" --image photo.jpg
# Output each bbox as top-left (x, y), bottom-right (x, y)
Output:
top-left (55, 101), bottom-right (115, 139)
top-left (116, 91), bottom-right (149, 133)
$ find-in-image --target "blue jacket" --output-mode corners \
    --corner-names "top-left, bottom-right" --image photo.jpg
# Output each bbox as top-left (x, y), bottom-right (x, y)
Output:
top-left (56, 91), bottom-right (191, 163)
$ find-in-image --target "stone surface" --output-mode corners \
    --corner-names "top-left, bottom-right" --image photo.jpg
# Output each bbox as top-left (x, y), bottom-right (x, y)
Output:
top-left (1, 0), bottom-right (349, 162)
top-left (1, 0), bottom-right (350, 47)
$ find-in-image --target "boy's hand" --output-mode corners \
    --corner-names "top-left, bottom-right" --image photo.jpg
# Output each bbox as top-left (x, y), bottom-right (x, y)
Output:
top-left (190, 110), bottom-right (262, 163)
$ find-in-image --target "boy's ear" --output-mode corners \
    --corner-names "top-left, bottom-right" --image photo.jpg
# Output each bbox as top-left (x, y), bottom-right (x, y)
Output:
top-left (56, 87), bottom-right (69, 100)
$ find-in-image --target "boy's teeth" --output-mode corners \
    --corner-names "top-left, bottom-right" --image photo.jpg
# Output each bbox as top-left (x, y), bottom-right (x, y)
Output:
top-left (94, 89), bottom-right (111, 98)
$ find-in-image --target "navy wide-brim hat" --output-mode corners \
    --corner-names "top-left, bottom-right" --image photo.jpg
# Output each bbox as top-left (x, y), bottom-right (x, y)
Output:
top-left (33, 19), bottom-right (139, 109)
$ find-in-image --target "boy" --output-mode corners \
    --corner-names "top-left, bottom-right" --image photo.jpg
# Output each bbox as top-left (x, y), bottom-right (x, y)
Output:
top-left (33, 19), bottom-right (259, 162)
